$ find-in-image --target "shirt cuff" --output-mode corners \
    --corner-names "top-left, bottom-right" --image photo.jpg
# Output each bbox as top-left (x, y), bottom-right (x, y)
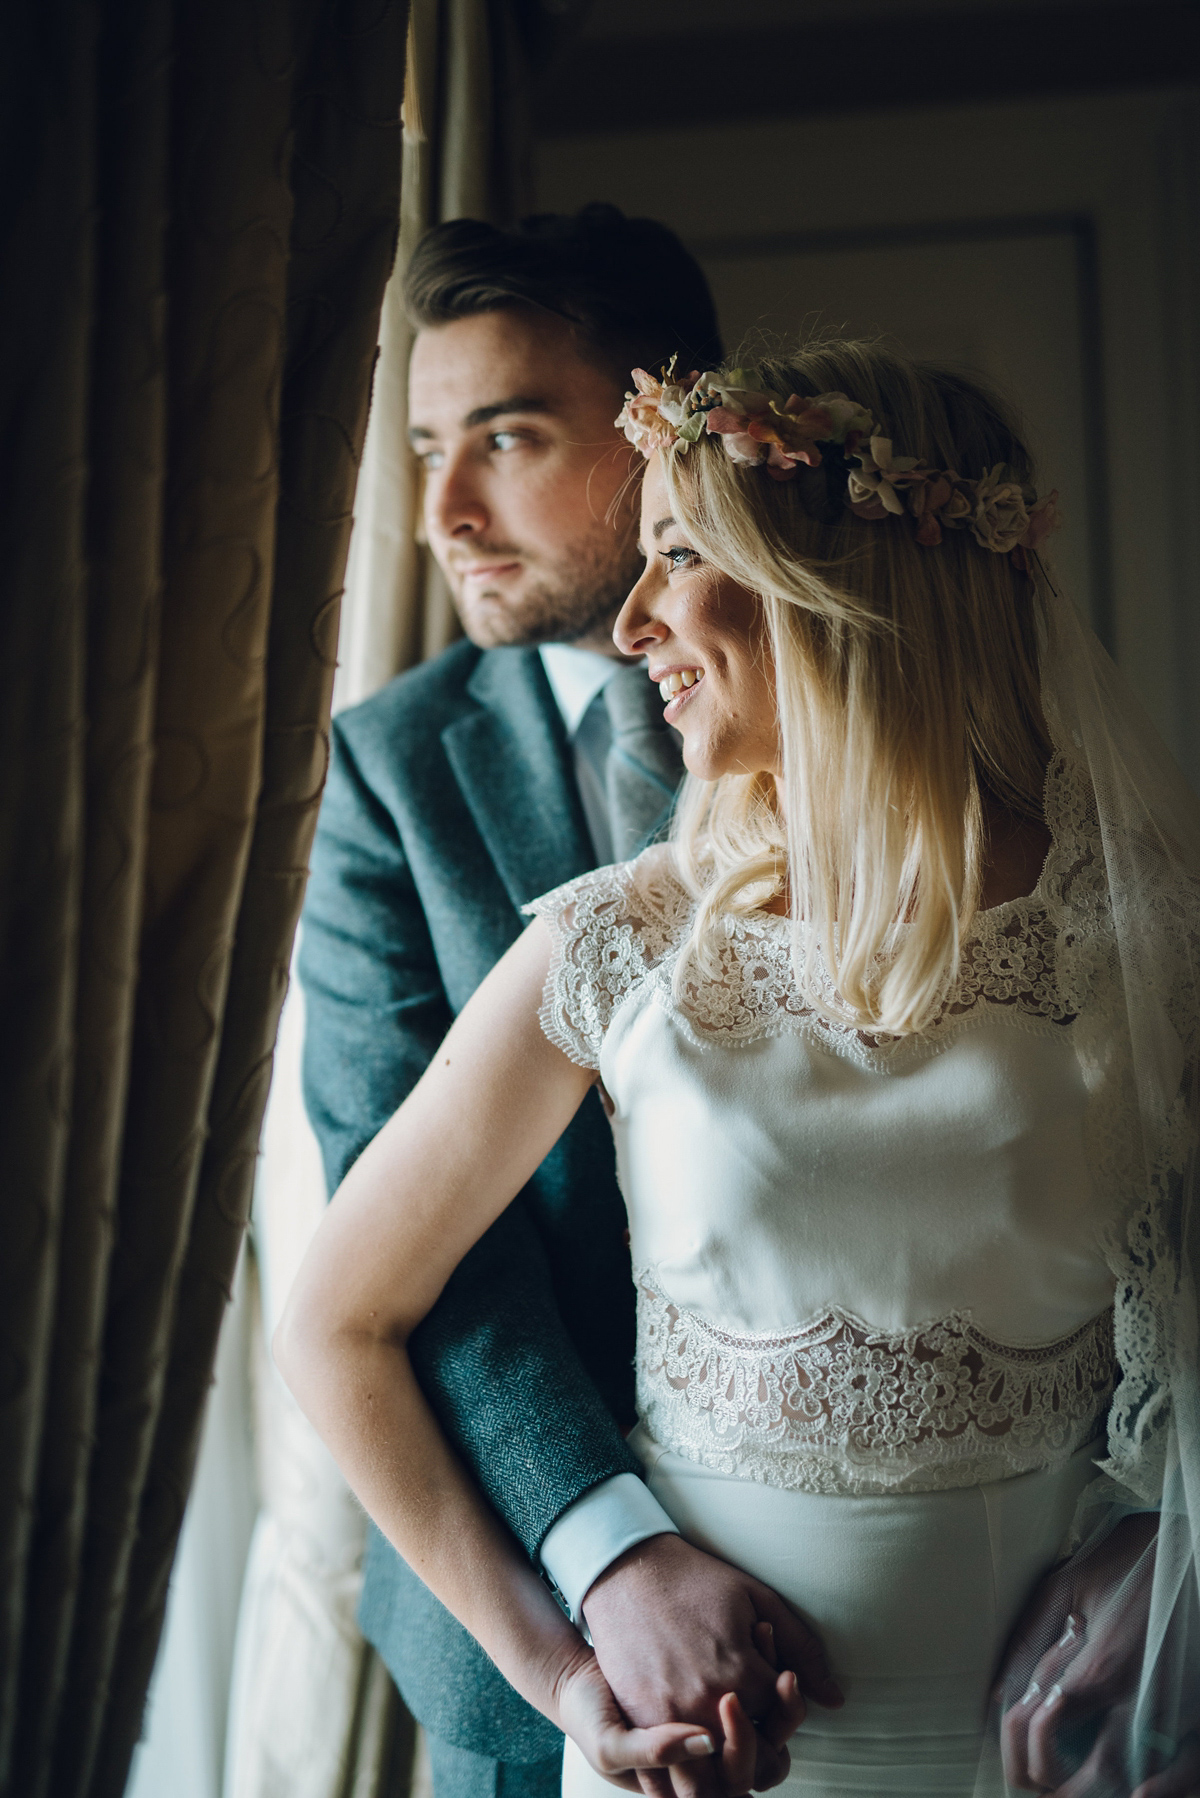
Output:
top-left (538, 1473), bottom-right (679, 1624)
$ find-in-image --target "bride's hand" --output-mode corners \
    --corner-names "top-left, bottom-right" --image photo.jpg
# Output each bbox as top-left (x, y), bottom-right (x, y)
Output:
top-left (580, 1533), bottom-right (839, 1795)
top-left (995, 1513), bottom-right (1200, 1797)
top-left (555, 1643), bottom-right (720, 1791)
top-left (557, 1646), bottom-right (797, 1798)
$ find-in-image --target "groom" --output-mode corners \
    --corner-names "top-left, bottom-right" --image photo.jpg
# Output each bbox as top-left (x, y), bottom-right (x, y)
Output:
top-left (300, 206), bottom-right (827, 1798)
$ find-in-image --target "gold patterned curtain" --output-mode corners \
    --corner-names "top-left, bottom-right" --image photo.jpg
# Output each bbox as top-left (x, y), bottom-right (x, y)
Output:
top-left (0, 2), bottom-right (407, 1794)
top-left (225, 8), bottom-right (589, 1797)
top-left (226, 7), bottom-right (534, 1794)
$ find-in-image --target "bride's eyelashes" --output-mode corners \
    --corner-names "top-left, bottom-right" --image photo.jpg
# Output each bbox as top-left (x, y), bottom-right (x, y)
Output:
top-left (659, 545), bottom-right (702, 572)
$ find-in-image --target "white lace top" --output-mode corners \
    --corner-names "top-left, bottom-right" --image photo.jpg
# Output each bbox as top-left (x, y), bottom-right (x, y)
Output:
top-left (526, 757), bottom-right (1123, 1498)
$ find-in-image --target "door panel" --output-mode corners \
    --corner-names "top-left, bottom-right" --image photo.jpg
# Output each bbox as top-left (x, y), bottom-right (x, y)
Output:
top-left (703, 226), bottom-right (1096, 626)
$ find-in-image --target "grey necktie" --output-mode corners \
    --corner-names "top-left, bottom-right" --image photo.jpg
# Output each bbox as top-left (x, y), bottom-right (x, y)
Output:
top-left (602, 664), bottom-right (684, 860)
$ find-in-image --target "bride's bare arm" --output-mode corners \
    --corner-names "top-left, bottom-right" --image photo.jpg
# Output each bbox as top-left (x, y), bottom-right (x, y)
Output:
top-left (274, 920), bottom-right (717, 1786)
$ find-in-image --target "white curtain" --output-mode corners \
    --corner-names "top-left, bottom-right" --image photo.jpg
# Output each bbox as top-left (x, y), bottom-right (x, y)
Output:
top-left (125, 1249), bottom-right (258, 1798)
top-left (222, 976), bottom-right (412, 1798)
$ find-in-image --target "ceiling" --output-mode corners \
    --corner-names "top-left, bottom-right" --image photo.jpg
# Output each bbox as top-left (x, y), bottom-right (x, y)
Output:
top-left (577, 0), bottom-right (1138, 37)
top-left (536, 0), bottom-right (1200, 135)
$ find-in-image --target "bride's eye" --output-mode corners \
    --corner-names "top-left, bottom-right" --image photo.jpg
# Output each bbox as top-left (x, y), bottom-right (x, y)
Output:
top-left (660, 546), bottom-right (701, 572)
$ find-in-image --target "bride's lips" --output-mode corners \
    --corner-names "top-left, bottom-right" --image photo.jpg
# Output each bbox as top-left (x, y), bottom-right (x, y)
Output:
top-left (650, 664), bottom-right (705, 724)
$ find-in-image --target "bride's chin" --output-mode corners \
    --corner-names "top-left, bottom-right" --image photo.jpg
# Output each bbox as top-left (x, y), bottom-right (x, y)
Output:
top-left (680, 738), bottom-right (729, 782)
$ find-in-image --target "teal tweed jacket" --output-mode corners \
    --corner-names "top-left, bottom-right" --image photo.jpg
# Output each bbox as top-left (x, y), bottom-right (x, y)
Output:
top-left (298, 640), bottom-right (652, 1763)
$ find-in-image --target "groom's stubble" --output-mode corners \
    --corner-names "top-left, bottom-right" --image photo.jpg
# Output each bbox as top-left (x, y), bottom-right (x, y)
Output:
top-left (410, 308), bottom-right (645, 655)
top-left (448, 523), bottom-right (644, 650)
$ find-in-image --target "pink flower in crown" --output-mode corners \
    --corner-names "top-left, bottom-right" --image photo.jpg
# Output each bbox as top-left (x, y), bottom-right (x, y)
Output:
top-left (1019, 489), bottom-right (1062, 551)
top-left (617, 365), bottom-right (708, 457)
top-left (686, 370), bottom-right (769, 466)
top-left (756, 393), bottom-right (875, 481)
top-left (742, 397), bottom-right (834, 474)
top-left (709, 424), bottom-right (777, 466)
top-left (971, 464), bottom-right (1032, 555)
top-left (910, 472), bottom-right (975, 546)
top-left (910, 474), bottom-right (954, 546)
top-left (846, 437), bottom-right (930, 519)
top-left (617, 369), bottom-right (678, 456)
top-left (702, 386), bottom-right (877, 480)
top-left (804, 392), bottom-right (877, 453)
top-left (1009, 489), bottom-right (1062, 572)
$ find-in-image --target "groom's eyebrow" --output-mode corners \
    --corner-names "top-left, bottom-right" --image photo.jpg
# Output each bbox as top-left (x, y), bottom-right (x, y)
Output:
top-left (463, 395), bottom-right (552, 428)
top-left (408, 396), bottom-right (553, 444)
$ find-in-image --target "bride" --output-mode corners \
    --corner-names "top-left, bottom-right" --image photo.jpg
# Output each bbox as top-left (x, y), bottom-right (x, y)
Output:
top-left (277, 339), bottom-right (1200, 1796)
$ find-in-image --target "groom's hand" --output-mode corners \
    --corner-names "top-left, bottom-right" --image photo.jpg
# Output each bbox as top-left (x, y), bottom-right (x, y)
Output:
top-left (581, 1533), bottom-right (842, 1796)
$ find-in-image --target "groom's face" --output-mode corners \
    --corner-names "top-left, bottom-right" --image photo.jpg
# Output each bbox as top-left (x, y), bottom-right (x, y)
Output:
top-left (409, 308), bottom-right (643, 651)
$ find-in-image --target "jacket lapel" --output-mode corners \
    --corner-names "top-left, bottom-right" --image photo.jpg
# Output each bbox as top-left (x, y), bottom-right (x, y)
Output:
top-left (442, 648), bottom-right (594, 912)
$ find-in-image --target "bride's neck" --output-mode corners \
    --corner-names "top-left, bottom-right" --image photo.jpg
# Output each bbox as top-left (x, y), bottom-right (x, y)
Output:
top-left (755, 780), bottom-right (1049, 916)
top-left (979, 794), bottom-right (1051, 910)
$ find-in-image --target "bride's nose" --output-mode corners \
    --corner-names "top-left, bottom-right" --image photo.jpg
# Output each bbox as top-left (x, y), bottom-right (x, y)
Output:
top-left (613, 570), bottom-right (668, 659)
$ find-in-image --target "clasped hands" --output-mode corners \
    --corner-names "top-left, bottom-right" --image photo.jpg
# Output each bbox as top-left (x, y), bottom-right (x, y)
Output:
top-left (555, 1533), bottom-right (843, 1795)
top-left (559, 1515), bottom-right (1200, 1796)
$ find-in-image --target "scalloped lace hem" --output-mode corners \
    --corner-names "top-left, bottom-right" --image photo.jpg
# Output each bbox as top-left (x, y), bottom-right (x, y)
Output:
top-left (523, 754), bottom-right (1109, 1076)
top-left (635, 1270), bottom-right (1115, 1496)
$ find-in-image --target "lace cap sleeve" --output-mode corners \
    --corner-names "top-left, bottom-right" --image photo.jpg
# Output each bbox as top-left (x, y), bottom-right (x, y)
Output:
top-left (523, 846), bottom-right (693, 1070)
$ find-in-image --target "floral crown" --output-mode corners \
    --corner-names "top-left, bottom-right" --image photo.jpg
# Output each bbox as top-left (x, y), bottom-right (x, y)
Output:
top-left (616, 360), bottom-right (1061, 565)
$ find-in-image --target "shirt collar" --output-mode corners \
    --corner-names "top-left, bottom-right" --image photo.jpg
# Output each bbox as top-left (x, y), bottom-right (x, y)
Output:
top-left (538, 643), bottom-right (622, 738)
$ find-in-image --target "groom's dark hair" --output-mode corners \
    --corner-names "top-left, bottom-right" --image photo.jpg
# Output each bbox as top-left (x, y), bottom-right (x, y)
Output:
top-left (404, 203), bottom-right (724, 384)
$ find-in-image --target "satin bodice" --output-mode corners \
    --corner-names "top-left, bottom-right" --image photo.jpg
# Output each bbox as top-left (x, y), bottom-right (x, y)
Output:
top-left (528, 832), bottom-right (1119, 1495)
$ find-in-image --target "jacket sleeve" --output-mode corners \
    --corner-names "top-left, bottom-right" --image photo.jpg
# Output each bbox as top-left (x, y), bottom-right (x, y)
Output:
top-left (299, 717), bottom-right (453, 1190)
top-left (299, 716), bottom-right (640, 1557)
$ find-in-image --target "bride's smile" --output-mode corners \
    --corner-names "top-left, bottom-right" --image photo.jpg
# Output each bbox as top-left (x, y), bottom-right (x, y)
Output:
top-left (653, 665), bottom-right (703, 715)
top-left (615, 451), bottom-right (781, 783)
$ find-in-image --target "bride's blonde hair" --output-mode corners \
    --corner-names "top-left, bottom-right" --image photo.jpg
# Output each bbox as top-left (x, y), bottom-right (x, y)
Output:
top-left (663, 338), bottom-right (1053, 1036)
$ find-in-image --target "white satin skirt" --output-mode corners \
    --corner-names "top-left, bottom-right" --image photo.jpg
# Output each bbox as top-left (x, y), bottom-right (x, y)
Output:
top-left (562, 1427), bottom-right (1101, 1797)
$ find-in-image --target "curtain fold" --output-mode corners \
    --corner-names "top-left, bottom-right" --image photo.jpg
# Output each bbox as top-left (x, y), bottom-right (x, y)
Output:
top-left (224, 6), bottom-right (521, 1789)
top-left (224, 5), bottom-right (589, 1794)
top-left (0, 1), bottom-right (406, 1793)
top-left (7, 4), bottom-right (171, 1790)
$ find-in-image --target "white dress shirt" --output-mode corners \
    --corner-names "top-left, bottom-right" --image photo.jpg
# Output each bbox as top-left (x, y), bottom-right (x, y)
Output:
top-left (535, 644), bottom-right (680, 1619)
top-left (538, 642), bottom-right (619, 735)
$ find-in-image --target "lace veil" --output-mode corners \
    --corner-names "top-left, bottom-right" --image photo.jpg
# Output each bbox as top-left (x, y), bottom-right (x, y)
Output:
top-left (984, 576), bottom-right (1200, 1794)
